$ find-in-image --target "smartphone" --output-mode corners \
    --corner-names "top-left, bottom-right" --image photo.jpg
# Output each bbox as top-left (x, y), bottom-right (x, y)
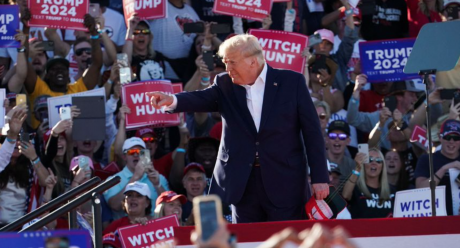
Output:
top-left (193, 195), bottom-right (222, 242)
top-left (447, 6), bottom-right (459, 20)
top-left (211, 23), bottom-right (230, 34)
top-left (384, 95), bottom-right (397, 112)
top-left (439, 89), bottom-right (458, 100)
top-left (311, 54), bottom-right (327, 74)
top-left (140, 149), bottom-right (151, 168)
top-left (184, 22), bottom-right (205, 33)
top-left (39, 41), bottom-right (54, 51)
top-left (59, 106), bottom-right (72, 120)
top-left (116, 53), bottom-right (129, 67)
top-left (358, 143), bottom-right (369, 164)
top-left (308, 33), bottom-right (322, 47)
top-left (202, 51), bottom-right (214, 71)
top-left (20, 131), bottom-right (30, 143)
top-left (16, 94), bottom-right (27, 105)
top-left (119, 67), bottom-right (132, 85)
top-left (89, 3), bottom-right (100, 18)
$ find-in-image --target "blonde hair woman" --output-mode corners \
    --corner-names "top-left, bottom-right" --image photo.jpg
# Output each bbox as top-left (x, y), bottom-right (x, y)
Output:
top-left (342, 148), bottom-right (395, 218)
top-left (154, 191), bottom-right (187, 225)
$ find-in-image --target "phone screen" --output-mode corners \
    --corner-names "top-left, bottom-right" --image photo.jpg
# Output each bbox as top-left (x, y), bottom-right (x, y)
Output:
top-left (119, 67), bottom-right (132, 85)
top-left (116, 53), bottom-right (129, 67)
top-left (183, 22), bottom-right (205, 33)
top-left (199, 201), bottom-right (219, 241)
top-left (202, 51), bottom-right (214, 71)
top-left (358, 143), bottom-right (369, 164)
top-left (20, 132), bottom-right (30, 143)
top-left (384, 96), bottom-right (397, 112)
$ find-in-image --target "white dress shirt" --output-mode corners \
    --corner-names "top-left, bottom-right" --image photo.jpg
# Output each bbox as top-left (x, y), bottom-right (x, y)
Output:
top-left (167, 63), bottom-right (268, 132)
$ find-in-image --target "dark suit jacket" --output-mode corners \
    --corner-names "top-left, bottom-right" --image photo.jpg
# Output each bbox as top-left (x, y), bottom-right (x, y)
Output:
top-left (175, 66), bottom-right (329, 208)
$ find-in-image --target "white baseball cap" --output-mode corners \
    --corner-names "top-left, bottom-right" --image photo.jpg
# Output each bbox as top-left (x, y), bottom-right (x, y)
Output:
top-left (122, 137), bottom-right (146, 153)
top-left (124, 181), bottom-right (151, 198)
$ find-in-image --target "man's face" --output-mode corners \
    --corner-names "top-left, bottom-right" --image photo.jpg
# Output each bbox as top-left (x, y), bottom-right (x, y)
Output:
top-left (194, 143), bottom-right (217, 174)
top-left (124, 145), bottom-right (143, 172)
top-left (32, 51), bottom-right (47, 74)
top-left (222, 48), bottom-right (259, 85)
top-left (327, 130), bottom-right (350, 155)
top-left (73, 41), bottom-right (92, 71)
top-left (46, 63), bottom-right (69, 87)
top-left (141, 133), bottom-right (158, 156)
top-left (182, 170), bottom-right (206, 198)
top-left (397, 91), bottom-right (418, 111)
top-left (440, 133), bottom-right (460, 158)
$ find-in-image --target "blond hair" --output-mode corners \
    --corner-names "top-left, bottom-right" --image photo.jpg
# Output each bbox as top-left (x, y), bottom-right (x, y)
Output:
top-left (153, 203), bottom-right (184, 226)
top-left (356, 148), bottom-right (392, 203)
top-left (314, 100), bottom-right (331, 120)
top-left (217, 34), bottom-right (265, 65)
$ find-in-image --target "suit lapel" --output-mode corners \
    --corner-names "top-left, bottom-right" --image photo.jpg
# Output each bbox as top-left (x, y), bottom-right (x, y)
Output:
top-left (233, 83), bottom-right (258, 134)
top-left (259, 66), bottom-right (278, 132)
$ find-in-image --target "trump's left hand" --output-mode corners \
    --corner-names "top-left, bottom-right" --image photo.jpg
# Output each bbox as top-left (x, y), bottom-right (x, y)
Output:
top-left (312, 183), bottom-right (329, 200)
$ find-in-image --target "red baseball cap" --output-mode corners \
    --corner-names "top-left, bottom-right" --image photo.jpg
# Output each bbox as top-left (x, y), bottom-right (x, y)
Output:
top-left (102, 233), bottom-right (121, 248)
top-left (135, 127), bottom-right (156, 138)
top-left (156, 191), bottom-right (187, 206)
top-left (183, 162), bottom-right (205, 177)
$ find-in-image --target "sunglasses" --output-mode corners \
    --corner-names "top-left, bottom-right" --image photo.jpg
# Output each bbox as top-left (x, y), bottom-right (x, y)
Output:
top-left (75, 48), bottom-right (91, 56)
top-left (125, 148), bottom-right (141, 156)
top-left (133, 29), bottom-right (151, 35)
top-left (142, 137), bottom-right (157, 143)
top-left (318, 113), bottom-right (327, 120)
top-left (443, 135), bottom-right (460, 141)
top-left (369, 157), bottom-right (383, 164)
top-left (328, 133), bottom-right (348, 140)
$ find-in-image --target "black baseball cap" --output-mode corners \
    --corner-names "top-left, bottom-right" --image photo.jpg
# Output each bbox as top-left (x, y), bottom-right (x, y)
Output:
top-left (46, 56), bottom-right (69, 72)
top-left (327, 120), bottom-right (351, 136)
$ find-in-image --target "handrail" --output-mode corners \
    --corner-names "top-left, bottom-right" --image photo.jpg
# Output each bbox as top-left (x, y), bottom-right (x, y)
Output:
top-left (0, 176), bottom-right (101, 232)
top-left (20, 176), bottom-right (120, 232)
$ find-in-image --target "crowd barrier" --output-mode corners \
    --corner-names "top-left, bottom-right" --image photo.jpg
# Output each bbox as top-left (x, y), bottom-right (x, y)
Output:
top-left (174, 216), bottom-right (460, 248)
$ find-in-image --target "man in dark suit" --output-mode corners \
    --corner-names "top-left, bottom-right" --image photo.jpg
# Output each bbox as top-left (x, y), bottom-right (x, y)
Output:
top-left (147, 34), bottom-right (329, 223)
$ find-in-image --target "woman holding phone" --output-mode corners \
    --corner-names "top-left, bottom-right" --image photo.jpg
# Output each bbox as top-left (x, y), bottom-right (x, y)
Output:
top-left (342, 148), bottom-right (396, 218)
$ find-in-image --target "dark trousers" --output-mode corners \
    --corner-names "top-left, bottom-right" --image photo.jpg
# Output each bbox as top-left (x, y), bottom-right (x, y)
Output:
top-left (232, 167), bottom-right (304, 223)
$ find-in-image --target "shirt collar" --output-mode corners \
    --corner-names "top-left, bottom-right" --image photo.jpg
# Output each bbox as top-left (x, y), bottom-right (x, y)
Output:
top-left (244, 63), bottom-right (267, 88)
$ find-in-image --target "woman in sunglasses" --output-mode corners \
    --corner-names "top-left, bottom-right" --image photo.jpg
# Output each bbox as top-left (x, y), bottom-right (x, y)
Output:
top-left (342, 148), bottom-right (395, 218)
top-left (314, 100), bottom-right (331, 139)
top-left (123, 14), bottom-right (167, 82)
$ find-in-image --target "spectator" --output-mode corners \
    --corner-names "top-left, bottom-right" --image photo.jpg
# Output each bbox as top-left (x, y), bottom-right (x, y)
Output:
top-left (10, 15), bottom-right (103, 130)
top-left (342, 149), bottom-right (395, 218)
top-left (103, 182), bottom-right (154, 234)
top-left (0, 109), bottom-right (49, 227)
top-left (103, 137), bottom-right (169, 220)
top-left (384, 150), bottom-right (411, 191)
top-left (351, 74), bottom-right (392, 114)
top-left (181, 163), bottom-right (207, 222)
top-left (326, 120), bottom-right (355, 185)
top-left (102, 233), bottom-right (121, 248)
top-left (149, 0), bottom-right (200, 80)
top-left (314, 100), bottom-right (331, 139)
top-left (407, 0), bottom-right (443, 37)
top-left (415, 119), bottom-right (460, 215)
top-left (153, 190), bottom-right (187, 224)
top-left (124, 16), bottom-right (167, 82)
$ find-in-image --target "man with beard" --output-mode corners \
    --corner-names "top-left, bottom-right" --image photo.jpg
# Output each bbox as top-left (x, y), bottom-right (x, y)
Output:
top-left (13, 14), bottom-right (102, 130)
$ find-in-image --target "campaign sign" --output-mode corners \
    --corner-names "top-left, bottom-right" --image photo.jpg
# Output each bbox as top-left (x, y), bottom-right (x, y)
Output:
top-left (409, 125), bottom-right (429, 150)
top-left (28, 0), bottom-right (89, 30)
top-left (122, 0), bottom-right (167, 25)
top-left (118, 215), bottom-right (179, 248)
top-left (172, 82), bottom-right (183, 94)
top-left (0, 230), bottom-right (91, 247)
top-left (122, 80), bottom-right (180, 129)
top-left (393, 186), bottom-right (447, 218)
top-left (0, 5), bottom-right (20, 48)
top-left (47, 87), bottom-right (106, 128)
top-left (213, 0), bottom-right (273, 22)
top-left (359, 38), bottom-right (419, 82)
top-left (448, 168), bottom-right (460, 216)
top-left (249, 29), bottom-right (308, 74)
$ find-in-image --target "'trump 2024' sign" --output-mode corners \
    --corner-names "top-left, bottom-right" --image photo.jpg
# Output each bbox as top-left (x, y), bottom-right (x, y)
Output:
top-left (359, 38), bottom-right (419, 83)
top-left (249, 29), bottom-right (307, 74)
top-left (28, 0), bottom-right (88, 30)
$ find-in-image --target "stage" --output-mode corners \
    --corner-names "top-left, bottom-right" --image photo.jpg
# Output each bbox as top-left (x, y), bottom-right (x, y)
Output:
top-left (174, 216), bottom-right (460, 248)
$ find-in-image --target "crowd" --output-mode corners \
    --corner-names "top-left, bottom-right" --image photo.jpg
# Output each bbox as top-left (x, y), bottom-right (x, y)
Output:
top-left (0, 0), bottom-right (459, 246)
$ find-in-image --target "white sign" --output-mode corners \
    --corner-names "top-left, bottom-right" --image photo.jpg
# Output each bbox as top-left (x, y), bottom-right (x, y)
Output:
top-left (46, 88), bottom-right (106, 128)
top-left (393, 186), bottom-right (447, 217)
top-left (449, 168), bottom-right (460, 216)
top-left (0, 89), bottom-right (5, 128)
